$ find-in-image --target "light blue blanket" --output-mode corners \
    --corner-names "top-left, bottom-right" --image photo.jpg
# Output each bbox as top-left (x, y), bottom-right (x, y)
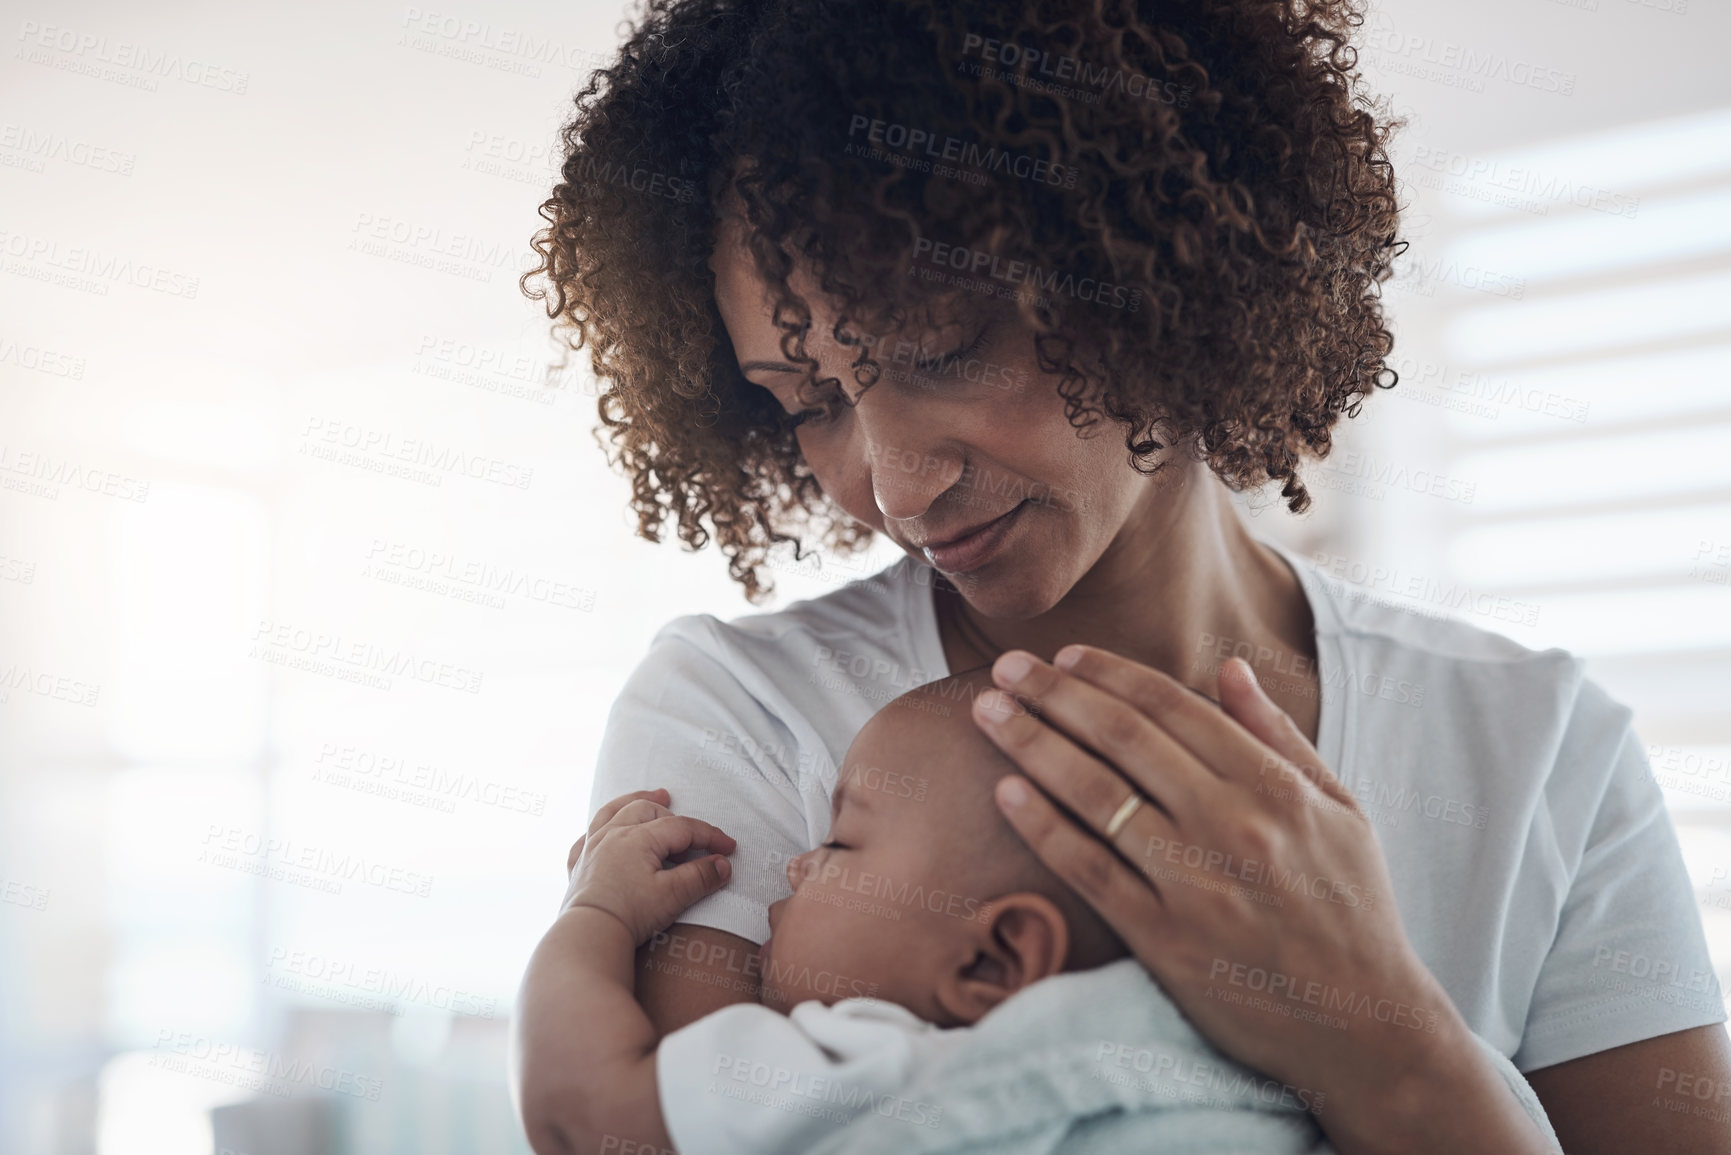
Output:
top-left (809, 959), bottom-right (1561, 1155)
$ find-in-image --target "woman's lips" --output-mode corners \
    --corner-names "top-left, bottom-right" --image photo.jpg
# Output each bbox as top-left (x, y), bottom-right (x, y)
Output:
top-left (922, 501), bottom-right (1028, 574)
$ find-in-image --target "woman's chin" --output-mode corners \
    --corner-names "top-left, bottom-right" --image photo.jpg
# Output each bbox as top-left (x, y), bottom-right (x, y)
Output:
top-left (950, 567), bottom-right (1071, 623)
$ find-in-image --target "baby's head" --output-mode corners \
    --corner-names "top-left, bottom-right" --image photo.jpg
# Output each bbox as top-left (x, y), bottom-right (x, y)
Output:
top-left (760, 667), bottom-right (1129, 1024)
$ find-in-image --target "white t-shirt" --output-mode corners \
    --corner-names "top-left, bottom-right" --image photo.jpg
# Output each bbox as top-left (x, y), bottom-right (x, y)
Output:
top-left (591, 541), bottom-right (1725, 1072)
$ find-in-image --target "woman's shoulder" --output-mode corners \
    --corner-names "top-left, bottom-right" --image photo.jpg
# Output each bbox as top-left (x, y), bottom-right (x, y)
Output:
top-left (629, 554), bottom-right (937, 716)
top-left (594, 558), bottom-right (935, 817)
top-left (655, 554), bottom-right (928, 653)
top-left (1280, 544), bottom-right (1585, 679)
top-left (647, 557), bottom-right (920, 664)
top-left (1273, 543), bottom-right (1628, 747)
top-left (1286, 548), bottom-right (1565, 664)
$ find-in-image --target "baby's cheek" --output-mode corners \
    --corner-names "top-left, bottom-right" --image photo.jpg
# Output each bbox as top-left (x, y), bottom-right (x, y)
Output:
top-left (759, 937), bottom-right (826, 1008)
top-left (777, 906), bottom-right (850, 978)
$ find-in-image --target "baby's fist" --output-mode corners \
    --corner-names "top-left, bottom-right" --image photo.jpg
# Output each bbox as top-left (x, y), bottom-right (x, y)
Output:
top-left (566, 793), bottom-right (737, 945)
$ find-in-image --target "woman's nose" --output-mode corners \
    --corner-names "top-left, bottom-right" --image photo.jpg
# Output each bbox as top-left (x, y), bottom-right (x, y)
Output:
top-left (844, 388), bottom-right (965, 523)
top-left (863, 436), bottom-right (965, 523)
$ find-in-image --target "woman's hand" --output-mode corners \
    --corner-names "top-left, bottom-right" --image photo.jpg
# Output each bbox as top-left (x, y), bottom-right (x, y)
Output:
top-left (973, 646), bottom-right (1554, 1155)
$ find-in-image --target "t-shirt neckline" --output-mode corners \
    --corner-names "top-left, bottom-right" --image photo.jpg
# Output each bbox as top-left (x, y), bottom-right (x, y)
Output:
top-left (902, 541), bottom-right (1346, 783)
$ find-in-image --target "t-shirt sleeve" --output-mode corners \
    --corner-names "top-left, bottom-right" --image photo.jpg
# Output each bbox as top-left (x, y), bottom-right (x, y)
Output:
top-left (1512, 675), bottom-right (1726, 1072)
top-left (589, 618), bottom-right (812, 945)
top-left (655, 1001), bottom-right (933, 1155)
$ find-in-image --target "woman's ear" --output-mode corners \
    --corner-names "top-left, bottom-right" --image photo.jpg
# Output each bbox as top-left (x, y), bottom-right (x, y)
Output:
top-left (934, 892), bottom-right (1070, 1026)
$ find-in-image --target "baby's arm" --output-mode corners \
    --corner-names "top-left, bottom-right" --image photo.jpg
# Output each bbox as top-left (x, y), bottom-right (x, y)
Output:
top-left (513, 789), bottom-right (737, 1155)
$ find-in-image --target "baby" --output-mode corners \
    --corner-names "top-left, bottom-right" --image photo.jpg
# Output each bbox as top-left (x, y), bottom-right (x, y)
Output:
top-left (515, 667), bottom-right (1559, 1155)
top-left (739, 665), bottom-right (1130, 1024)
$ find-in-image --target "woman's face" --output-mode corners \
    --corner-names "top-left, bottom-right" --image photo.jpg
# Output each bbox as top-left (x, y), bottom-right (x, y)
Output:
top-left (709, 212), bottom-right (1183, 620)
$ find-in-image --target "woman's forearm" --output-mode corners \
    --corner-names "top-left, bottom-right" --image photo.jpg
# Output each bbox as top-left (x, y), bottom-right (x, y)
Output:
top-left (513, 908), bottom-right (670, 1154)
top-left (1316, 1010), bottom-right (1554, 1155)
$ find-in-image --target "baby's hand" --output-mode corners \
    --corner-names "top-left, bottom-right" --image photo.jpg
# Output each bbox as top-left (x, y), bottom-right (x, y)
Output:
top-left (565, 788), bottom-right (737, 945)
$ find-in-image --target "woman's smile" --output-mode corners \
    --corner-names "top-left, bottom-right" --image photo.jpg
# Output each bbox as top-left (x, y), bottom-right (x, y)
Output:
top-left (914, 499), bottom-right (1030, 574)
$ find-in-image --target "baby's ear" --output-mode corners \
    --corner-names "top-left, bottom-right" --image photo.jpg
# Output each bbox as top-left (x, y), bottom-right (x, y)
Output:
top-left (935, 892), bottom-right (1070, 1026)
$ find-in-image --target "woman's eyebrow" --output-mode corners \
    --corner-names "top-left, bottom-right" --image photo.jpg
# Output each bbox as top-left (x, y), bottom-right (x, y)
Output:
top-left (739, 359), bottom-right (802, 374)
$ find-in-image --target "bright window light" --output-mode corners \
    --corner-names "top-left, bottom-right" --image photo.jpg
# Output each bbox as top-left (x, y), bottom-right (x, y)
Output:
top-left (1444, 270), bottom-right (1731, 365)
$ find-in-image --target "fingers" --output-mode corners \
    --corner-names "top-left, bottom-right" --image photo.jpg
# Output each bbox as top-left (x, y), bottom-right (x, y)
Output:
top-left (972, 672), bottom-right (1203, 822)
top-left (611, 797), bottom-right (674, 827)
top-left (588, 788), bottom-right (670, 836)
top-left (575, 788), bottom-right (707, 874)
top-left (1216, 659), bottom-right (1354, 807)
top-left (659, 852), bottom-right (733, 913)
top-left (993, 775), bottom-right (1169, 958)
top-left (638, 814), bottom-right (738, 861)
top-left (1215, 658), bottom-right (1313, 766)
top-left (973, 684), bottom-right (1183, 851)
top-left (1033, 646), bottom-right (1275, 789)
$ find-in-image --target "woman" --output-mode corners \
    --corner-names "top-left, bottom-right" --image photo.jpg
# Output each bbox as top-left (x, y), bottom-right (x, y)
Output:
top-left (517, 1), bottom-right (1730, 1150)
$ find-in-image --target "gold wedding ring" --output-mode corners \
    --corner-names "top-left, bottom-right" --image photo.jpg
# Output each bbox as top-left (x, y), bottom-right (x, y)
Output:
top-left (1105, 791), bottom-right (1145, 839)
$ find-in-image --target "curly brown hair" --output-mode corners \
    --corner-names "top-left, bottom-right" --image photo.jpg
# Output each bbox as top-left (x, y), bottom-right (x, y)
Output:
top-left (525, 0), bottom-right (1408, 602)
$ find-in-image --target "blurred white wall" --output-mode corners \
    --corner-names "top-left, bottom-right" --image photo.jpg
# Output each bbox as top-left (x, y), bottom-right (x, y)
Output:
top-left (1, 1), bottom-right (1727, 1152)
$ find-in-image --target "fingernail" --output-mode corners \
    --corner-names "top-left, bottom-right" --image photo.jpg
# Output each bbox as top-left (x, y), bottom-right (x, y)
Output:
top-left (995, 650), bottom-right (1034, 685)
top-left (1233, 658), bottom-right (1262, 691)
top-left (1054, 645), bottom-right (1082, 670)
top-left (974, 688), bottom-right (1018, 724)
top-left (998, 777), bottom-right (1030, 807)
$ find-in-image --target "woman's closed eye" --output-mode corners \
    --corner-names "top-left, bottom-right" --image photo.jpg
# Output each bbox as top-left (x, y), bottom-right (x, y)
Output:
top-left (786, 321), bottom-right (996, 428)
top-left (911, 320), bottom-right (994, 373)
top-left (788, 404), bottom-right (839, 430)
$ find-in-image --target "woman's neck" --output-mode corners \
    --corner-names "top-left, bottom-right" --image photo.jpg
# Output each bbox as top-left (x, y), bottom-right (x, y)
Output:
top-left (935, 467), bottom-right (1318, 714)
